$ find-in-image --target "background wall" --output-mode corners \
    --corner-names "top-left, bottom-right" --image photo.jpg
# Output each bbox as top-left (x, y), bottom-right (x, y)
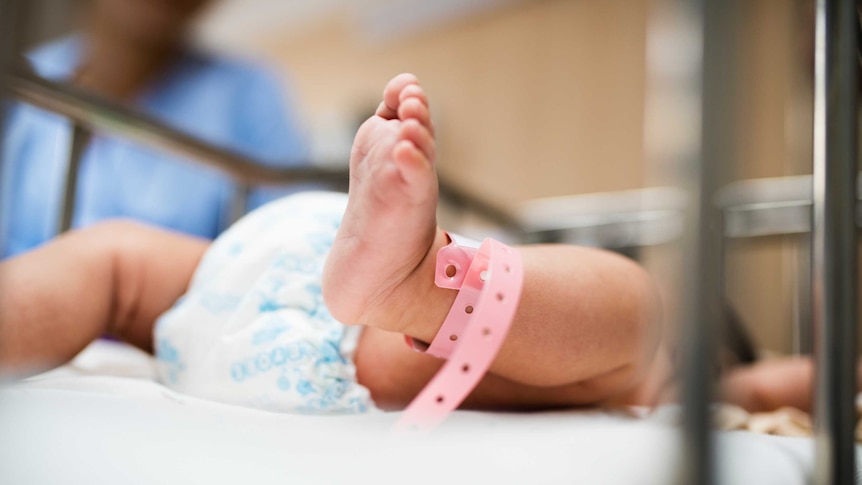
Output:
top-left (203, 0), bottom-right (820, 355)
top-left (243, 0), bottom-right (651, 205)
top-left (21, 0), bottom-right (828, 355)
top-left (725, 0), bottom-right (812, 354)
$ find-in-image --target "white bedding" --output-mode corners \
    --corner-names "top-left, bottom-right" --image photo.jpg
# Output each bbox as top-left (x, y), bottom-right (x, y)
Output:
top-left (0, 340), bottom-right (856, 485)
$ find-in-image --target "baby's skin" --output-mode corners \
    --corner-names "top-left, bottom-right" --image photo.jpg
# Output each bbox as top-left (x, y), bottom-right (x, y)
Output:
top-left (0, 74), bottom-right (671, 411)
top-left (323, 74), bottom-right (669, 409)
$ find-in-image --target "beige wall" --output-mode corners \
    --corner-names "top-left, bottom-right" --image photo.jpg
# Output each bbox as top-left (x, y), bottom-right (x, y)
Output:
top-left (256, 0), bottom-right (649, 205)
top-left (253, 0), bottom-right (821, 354)
top-left (725, 0), bottom-right (812, 354)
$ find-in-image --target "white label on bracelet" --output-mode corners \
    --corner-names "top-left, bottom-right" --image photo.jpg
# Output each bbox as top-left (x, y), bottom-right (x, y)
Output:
top-left (448, 232), bottom-right (481, 249)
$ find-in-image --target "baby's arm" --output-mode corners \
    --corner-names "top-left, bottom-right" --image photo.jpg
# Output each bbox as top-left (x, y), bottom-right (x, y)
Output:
top-left (0, 221), bottom-right (208, 377)
top-left (720, 357), bottom-right (815, 412)
top-left (720, 356), bottom-right (862, 413)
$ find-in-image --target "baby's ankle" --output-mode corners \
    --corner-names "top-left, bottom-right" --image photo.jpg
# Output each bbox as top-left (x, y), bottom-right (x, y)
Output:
top-left (357, 228), bottom-right (455, 340)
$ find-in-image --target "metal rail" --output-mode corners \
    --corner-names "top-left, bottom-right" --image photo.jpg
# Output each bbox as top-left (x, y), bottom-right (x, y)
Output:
top-left (675, 0), bottom-right (737, 483)
top-left (6, 68), bottom-right (350, 187)
top-left (812, 0), bottom-right (859, 483)
top-left (58, 124), bottom-right (90, 233)
top-left (514, 187), bottom-right (686, 248)
top-left (5, 67), bottom-right (525, 233)
top-left (718, 174), bottom-right (862, 239)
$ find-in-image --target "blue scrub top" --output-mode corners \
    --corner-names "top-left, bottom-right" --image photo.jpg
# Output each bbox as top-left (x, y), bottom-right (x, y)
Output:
top-left (1, 37), bottom-right (310, 258)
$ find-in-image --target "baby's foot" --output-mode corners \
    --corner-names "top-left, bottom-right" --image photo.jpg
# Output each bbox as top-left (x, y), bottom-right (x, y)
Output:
top-left (323, 74), bottom-right (450, 336)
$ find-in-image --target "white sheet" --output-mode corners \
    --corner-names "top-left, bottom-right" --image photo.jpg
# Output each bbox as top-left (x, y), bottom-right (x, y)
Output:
top-left (0, 341), bottom-right (855, 485)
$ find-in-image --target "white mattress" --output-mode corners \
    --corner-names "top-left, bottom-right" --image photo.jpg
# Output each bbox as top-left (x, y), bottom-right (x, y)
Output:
top-left (0, 340), bottom-right (855, 485)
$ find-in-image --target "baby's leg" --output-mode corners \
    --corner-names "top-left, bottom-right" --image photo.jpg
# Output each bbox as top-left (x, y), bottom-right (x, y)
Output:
top-left (0, 221), bottom-right (208, 377)
top-left (323, 74), bottom-right (665, 409)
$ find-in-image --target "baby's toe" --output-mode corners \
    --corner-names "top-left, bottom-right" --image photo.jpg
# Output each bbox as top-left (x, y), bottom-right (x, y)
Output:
top-left (399, 119), bottom-right (435, 162)
top-left (398, 97), bottom-right (432, 132)
top-left (398, 84), bottom-right (429, 108)
top-left (378, 73), bottom-right (420, 119)
top-left (393, 140), bottom-right (433, 188)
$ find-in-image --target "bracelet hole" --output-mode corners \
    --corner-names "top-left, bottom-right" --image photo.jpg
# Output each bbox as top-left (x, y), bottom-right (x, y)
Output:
top-left (482, 327), bottom-right (491, 337)
top-left (465, 305), bottom-right (474, 314)
top-left (504, 264), bottom-right (511, 273)
top-left (496, 292), bottom-right (505, 302)
top-left (461, 364), bottom-right (470, 373)
top-left (436, 395), bottom-right (445, 404)
top-left (444, 265), bottom-right (457, 278)
top-left (449, 334), bottom-right (458, 341)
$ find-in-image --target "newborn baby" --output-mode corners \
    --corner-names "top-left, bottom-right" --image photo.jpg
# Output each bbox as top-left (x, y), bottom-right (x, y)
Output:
top-left (1, 74), bottom-right (670, 413)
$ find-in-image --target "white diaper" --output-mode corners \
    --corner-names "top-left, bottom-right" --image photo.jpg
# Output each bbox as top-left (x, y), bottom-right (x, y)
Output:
top-left (154, 192), bottom-right (374, 414)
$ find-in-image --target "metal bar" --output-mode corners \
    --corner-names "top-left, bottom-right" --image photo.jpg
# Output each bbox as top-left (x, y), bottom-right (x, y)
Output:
top-left (812, 0), bottom-right (859, 483)
top-left (5, 68), bottom-right (524, 233)
top-left (795, 238), bottom-right (814, 355)
top-left (58, 124), bottom-right (91, 234)
top-left (6, 68), bottom-right (349, 187)
top-left (674, 0), bottom-right (737, 483)
top-left (229, 183), bottom-right (252, 226)
top-left (514, 187), bottom-right (686, 247)
top-left (718, 174), bottom-right (862, 239)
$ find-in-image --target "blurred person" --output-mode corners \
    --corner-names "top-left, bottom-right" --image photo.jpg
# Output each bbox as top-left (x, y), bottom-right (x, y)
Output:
top-left (0, 0), bottom-right (309, 258)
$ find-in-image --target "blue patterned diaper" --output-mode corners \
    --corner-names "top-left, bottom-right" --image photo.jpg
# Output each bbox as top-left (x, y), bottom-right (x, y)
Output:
top-left (154, 192), bottom-right (374, 414)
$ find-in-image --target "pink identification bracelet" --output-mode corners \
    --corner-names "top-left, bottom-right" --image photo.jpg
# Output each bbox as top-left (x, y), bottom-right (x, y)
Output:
top-left (394, 233), bottom-right (524, 431)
